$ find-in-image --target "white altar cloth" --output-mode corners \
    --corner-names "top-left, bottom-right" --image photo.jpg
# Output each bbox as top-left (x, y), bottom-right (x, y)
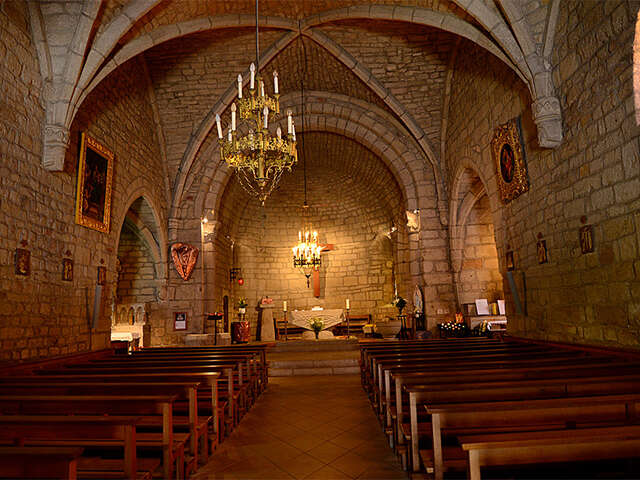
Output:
top-left (289, 309), bottom-right (345, 330)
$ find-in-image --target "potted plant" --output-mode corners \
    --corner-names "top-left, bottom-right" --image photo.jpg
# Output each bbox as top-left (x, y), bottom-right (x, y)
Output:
top-left (309, 318), bottom-right (324, 340)
top-left (237, 298), bottom-right (248, 314)
top-left (392, 295), bottom-right (407, 315)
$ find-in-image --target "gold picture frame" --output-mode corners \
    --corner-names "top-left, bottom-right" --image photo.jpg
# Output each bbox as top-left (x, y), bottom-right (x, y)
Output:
top-left (75, 132), bottom-right (114, 233)
top-left (491, 118), bottom-right (528, 203)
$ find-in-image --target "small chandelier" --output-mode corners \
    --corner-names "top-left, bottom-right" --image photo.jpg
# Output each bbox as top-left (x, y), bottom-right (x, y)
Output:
top-left (215, 0), bottom-right (297, 205)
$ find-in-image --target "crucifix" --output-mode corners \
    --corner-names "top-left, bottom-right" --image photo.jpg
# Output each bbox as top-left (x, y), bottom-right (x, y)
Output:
top-left (311, 244), bottom-right (333, 298)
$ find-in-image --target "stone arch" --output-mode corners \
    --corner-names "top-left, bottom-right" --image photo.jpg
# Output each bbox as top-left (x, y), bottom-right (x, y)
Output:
top-left (190, 91), bottom-right (434, 229)
top-left (449, 163), bottom-right (503, 307)
top-left (114, 189), bottom-right (168, 282)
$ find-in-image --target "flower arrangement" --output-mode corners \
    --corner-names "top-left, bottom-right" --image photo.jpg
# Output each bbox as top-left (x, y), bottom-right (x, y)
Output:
top-left (237, 298), bottom-right (248, 308)
top-left (392, 295), bottom-right (407, 315)
top-left (309, 317), bottom-right (324, 339)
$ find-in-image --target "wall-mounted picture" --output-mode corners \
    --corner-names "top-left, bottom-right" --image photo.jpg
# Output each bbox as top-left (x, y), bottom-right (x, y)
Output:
top-left (15, 248), bottom-right (30, 276)
top-left (62, 258), bottom-right (73, 281)
top-left (537, 240), bottom-right (548, 264)
top-left (506, 250), bottom-right (515, 271)
top-left (97, 266), bottom-right (106, 285)
top-left (171, 243), bottom-right (199, 281)
top-left (75, 132), bottom-right (114, 233)
top-left (580, 225), bottom-right (594, 254)
top-left (174, 312), bottom-right (188, 331)
top-left (491, 118), bottom-right (529, 204)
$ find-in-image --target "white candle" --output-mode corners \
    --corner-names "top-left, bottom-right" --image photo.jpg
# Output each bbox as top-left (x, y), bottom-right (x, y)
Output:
top-left (231, 103), bottom-right (236, 131)
top-left (287, 110), bottom-right (292, 134)
top-left (283, 301), bottom-right (287, 312)
top-left (346, 299), bottom-right (350, 310)
top-left (292, 122), bottom-right (296, 141)
top-left (273, 70), bottom-right (279, 94)
top-left (276, 126), bottom-right (282, 139)
top-left (263, 106), bottom-right (268, 129)
top-left (237, 74), bottom-right (243, 98)
top-left (227, 128), bottom-right (232, 142)
top-left (215, 114), bottom-right (222, 139)
top-left (260, 80), bottom-right (265, 97)
top-left (250, 63), bottom-right (255, 90)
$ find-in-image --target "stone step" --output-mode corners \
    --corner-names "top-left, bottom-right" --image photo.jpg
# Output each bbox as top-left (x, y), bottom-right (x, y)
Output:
top-left (271, 338), bottom-right (359, 353)
top-left (268, 348), bottom-right (360, 376)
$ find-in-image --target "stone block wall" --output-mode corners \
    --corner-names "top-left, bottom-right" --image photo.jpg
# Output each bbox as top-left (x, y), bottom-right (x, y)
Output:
top-left (445, 0), bottom-right (640, 349)
top-left (116, 226), bottom-right (158, 305)
top-left (0, 0), bottom-right (167, 361)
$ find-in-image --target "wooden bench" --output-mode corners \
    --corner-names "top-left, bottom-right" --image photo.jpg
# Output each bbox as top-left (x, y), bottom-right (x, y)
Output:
top-left (0, 415), bottom-right (153, 479)
top-left (421, 392), bottom-right (640, 480)
top-left (0, 394), bottom-right (181, 480)
top-left (460, 424), bottom-right (640, 480)
top-left (0, 446), bottom-right (84, 480)
top-left (331, 315), bottom-right (371, 336)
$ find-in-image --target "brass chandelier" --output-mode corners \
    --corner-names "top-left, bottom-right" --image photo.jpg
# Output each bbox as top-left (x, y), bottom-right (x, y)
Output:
top-left (215, 0), bottom-right (297, 205)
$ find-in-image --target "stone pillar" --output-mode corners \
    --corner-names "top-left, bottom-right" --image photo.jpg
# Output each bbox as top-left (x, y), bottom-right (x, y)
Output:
top-left (259, 303), bottom-right (276, 341)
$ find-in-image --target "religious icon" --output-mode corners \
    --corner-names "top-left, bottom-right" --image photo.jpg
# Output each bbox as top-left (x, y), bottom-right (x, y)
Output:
top-left (580, 225), bottom-right (594, 254)
top-left (491, 118), bottom-right (529, 203)
top-left (62, 258), bottom-right (73, 281)
top-left (75, 133), bottom-right (114, 233)
top-left (506, 250), bottom-right (515, 271)
top-left (97, 266), bottom-right (106, 285)
top-left (15, 248), bottom-right (30, 276)
top-left (171, 243), bottom-right (199, 281)
top-left (174, 312), bottom-right (188, 331)
top-left (536, 240), bottom-right (548, 264)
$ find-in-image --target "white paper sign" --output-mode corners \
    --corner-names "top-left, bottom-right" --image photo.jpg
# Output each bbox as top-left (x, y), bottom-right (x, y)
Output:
top-left (475, 299), bottom-right (490, 316)
top-left (497, 300), bottom-right (506, 315)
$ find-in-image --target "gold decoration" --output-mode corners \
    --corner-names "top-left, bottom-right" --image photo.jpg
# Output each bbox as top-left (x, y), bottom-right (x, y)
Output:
top-left (491, 118), bottom-right (528, 203)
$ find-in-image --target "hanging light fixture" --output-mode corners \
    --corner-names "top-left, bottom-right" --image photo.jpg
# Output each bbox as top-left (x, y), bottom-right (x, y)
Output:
top-left (291, 36), bottom-right (320, 288)
top-left (215, 0), bottom-right (297, 205)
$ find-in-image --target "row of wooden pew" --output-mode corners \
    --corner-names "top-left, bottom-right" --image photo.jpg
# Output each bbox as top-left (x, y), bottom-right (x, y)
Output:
top-left (359, 336), bottom-right (640, 480)
top-left (0, 343), bottom-right (271, 479)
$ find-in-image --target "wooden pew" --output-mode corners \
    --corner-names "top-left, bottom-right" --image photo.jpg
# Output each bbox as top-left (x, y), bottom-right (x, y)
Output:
top-left (392, 361), bottom-right (640, 459)
top-left (0, 394), bottom-right (180, 480)
top-left (459, 424), bottom-right (640, 480)
top-left (0, 415), bottom-right (148, 479)
top-left (37, 363), bottom-right (238, 433)
top-left (421, 392), bottom-right (640, 480)
top-left (0, 446), bottom-right (84, 480)
top-left (0, 381), bottom-right (204, 471)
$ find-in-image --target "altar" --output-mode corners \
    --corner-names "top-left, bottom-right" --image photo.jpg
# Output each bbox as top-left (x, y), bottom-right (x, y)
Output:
top-left (289, 309), bottom-right (345, 330)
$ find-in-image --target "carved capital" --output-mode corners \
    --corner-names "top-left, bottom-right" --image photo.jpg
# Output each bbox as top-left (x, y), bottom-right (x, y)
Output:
top-left (532, 96), bottom-right (563, 148)
top-left (42, 124), bottom-right (70, 171)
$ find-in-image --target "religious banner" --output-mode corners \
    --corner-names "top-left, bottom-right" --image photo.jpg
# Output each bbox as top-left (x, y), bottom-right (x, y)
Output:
top-left (171, 243), bottom-right (199, 281)
top-left (491, 118), bottom-right (529, 204)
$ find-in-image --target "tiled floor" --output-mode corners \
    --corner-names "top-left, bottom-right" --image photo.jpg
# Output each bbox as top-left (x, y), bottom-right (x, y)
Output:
top-left (193, 375), bottom-right (406, 479)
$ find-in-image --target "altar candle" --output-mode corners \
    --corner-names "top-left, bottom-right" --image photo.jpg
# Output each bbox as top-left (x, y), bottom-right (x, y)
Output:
top-left (287, 110), bottom-right (292, 134)
top-left (260, 80), bottom-right (265, 97)
top-left (273, 70), bottom-right (279, 94)
top-left (283, 301), bottom-right (287, 312)
top-left (250, 63), bottom-right (255, 90)
top-left (346, 299), bottom-right (350, 310)
top-left (237, 74), bottom-right (243, 98)
top-left (263, 106), bottom-right (268, 129)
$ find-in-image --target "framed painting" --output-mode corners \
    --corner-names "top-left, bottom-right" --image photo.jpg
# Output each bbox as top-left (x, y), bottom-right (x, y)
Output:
top-left (580, 225), bottom-right (594, 254)
top-left (537, 240), bottom-right (548, 264)
top-left (174, 312), bottom-right (188, 331)
top-left (97, 266), bottom-right (106, 286)
top-left (491, 118), bottom-right (529, 203)
top-left (505, 250), bottom-right (515, 271)
top-left (75, 132), bottom-right (114, 233)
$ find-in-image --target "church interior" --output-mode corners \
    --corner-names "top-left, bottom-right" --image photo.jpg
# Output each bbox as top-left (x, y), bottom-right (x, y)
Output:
top-left (1, 0), bottom-right (640, 478)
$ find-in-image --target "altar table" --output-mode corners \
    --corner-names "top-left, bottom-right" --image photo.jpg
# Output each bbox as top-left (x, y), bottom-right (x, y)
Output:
top-left (289, 309), bottom-right (345, 330)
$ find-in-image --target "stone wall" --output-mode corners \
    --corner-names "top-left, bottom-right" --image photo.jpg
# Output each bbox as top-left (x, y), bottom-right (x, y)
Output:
top-left (116, 225), bottom-right (158, 305)
top-left (445, 0), bottom-right (640, 348)
top-left (0, 0), bottom-right (167, 362)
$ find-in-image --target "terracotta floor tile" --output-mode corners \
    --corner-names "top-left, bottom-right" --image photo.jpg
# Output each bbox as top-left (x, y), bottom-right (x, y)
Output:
top-left (304, 464), bottom-right (353, 479)
top-left (275, 452), bottom-right (326, 479)
top-left (329, 451), bottom-right (379, 479)
top-left (307, 441), bottom-right (349, 464)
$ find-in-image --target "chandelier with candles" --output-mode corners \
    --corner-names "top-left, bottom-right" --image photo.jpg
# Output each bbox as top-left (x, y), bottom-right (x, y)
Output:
top-left (215, 1), bottom-right (297, 205)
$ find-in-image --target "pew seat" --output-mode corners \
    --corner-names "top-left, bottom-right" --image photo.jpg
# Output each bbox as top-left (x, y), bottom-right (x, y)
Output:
top-left (0, 446), bottom-right (84, 480)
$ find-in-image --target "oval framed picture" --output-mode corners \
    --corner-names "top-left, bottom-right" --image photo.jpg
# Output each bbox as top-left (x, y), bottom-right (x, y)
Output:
top-left (491, 118), bottom-right (529, 203)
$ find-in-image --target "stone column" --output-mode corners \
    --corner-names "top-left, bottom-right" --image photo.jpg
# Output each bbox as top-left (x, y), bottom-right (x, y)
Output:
top-left (259, 303), bottom-right (276, 341)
